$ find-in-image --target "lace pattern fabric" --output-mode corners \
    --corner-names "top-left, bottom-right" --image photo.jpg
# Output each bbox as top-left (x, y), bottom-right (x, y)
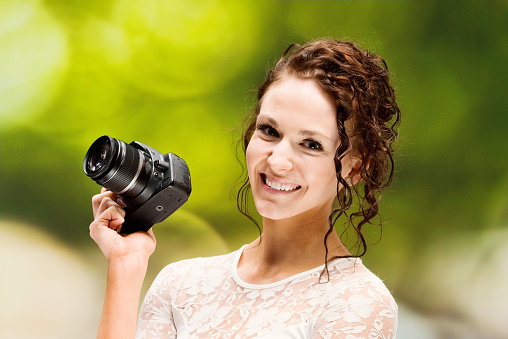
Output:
top-left (137, 246), bottom-right (397, 339)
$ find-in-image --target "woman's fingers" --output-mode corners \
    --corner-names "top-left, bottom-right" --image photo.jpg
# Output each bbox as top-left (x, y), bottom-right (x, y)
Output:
top-left (89, 189), bottom-right (157, 262)
top-left (90, 188), bottom-right (127, 238)
top-left (89, 206), bottom-right (123, 259)
top-left (104, 205), bottom-right (125, 230)
top-left (89, 206), bottom-right (156, 261)
top-left (90, 204), bottom-right (125, 234)
top-left (95, 196), bottom-right (118, 219)
top-left (92, 190), bottom-right (121, 218)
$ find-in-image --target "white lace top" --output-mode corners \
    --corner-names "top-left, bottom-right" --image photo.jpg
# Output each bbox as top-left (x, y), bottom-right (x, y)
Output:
top-left (136, 246), bottom-right (397, 339)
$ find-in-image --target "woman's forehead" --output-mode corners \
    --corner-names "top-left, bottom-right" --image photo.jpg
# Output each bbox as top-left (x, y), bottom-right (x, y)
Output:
top-left (262, 77), bottom-right (336, 113)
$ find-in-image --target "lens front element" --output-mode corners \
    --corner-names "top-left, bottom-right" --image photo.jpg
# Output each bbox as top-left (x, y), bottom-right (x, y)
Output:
top-left (87, 139), bottom-right (111, 173)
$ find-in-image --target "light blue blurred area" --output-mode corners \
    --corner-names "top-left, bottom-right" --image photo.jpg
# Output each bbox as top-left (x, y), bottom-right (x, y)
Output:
top-left (1, 0), bottom-right (507, 338)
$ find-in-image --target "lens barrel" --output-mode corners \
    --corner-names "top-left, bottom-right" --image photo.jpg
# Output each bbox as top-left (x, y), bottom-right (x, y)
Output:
top-left (84, 136), bottom-right (151, 198)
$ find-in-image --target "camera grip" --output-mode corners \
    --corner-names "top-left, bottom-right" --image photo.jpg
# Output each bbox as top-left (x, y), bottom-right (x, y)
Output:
top-left (120, 184), bottom-right (190, 234)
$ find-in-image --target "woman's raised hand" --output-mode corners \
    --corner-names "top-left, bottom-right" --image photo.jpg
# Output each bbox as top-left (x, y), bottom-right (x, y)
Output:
top-left (89, 188), bottom-right (156, 263)
top-left (90, 188), bottom-right (156, 338)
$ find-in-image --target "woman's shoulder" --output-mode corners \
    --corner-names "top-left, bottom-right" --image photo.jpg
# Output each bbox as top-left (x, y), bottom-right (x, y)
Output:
top-left (326, 258), bottom-right (396, 304)
top-left (313, 258), bottom-right (398, 337)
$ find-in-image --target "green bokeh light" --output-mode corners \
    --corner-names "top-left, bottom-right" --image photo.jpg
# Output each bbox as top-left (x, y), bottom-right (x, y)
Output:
top-left (96, 0), bottom-right (266, 97)
top-left (0, 0), bottom-right (68, 125)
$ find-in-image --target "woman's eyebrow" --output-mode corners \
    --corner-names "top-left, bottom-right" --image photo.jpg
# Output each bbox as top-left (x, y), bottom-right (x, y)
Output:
top-left (257, 115), bottom-right (278, 127)
top-left (298, 129), bottom-right (333, 142)
top-left (299, 129), bottom-right (320, 137)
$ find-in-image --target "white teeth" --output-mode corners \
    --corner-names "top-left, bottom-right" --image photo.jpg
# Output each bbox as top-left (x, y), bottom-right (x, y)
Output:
top-left (265, 177), bottom-right (298, 191)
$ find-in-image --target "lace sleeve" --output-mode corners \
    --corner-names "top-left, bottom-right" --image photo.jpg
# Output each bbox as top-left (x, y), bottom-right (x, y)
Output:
top-left (136, 265), bottom-right (177, 339)
top-left (312, 275), bottom-right (398, 339)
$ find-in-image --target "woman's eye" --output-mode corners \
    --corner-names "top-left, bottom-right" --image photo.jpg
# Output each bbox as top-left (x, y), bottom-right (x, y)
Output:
top-left (256, 124), bottom-right (279, 138)
top-left (303, 139), bottom-right (323, 151)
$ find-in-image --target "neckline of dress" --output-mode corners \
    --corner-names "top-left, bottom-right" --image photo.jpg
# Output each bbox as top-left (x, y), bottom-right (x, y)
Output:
top-left (230, 245), bottom-right (359, 289)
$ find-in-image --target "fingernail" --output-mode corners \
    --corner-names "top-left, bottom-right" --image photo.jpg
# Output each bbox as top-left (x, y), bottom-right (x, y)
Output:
top-left (117, 198), bottom-right (126, 208)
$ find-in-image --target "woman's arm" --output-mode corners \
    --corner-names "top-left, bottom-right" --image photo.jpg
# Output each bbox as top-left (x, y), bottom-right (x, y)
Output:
top-left (98, 254), bottom-right (149, 338)
top-left (90, 188), bottom-right (156, 339)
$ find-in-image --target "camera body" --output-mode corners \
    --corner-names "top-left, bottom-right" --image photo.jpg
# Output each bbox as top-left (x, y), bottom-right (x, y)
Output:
top-left (84, 136), bottom-right (191, 234)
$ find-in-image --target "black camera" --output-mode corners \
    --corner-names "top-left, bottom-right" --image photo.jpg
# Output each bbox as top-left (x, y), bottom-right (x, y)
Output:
top-left (83, 136), bottom-right (191, 234)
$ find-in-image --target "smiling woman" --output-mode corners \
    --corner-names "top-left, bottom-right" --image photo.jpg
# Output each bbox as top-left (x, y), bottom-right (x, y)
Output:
top-left (89, 39), bottom-right (401, 339)
top-left (239, 39), bottom-right (401, 263)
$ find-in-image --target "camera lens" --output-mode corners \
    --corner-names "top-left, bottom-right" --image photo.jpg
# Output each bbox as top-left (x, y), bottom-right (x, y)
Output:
top-left (87, 139), bottom-right (111, 172)
top-left (84, 136), bottom-right (151, 198)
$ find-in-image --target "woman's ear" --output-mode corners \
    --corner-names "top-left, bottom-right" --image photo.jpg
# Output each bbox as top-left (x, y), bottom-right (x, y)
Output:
top-left (346, 158), bottom-right (363, 185)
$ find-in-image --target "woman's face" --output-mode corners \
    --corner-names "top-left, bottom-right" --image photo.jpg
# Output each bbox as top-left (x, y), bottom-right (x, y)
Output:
top-left (246, 76), bottom-right (343, 221)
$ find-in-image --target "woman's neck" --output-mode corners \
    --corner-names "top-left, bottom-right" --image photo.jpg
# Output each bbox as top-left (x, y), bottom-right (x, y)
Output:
top-left (237, 214), bottom-right (350, 285)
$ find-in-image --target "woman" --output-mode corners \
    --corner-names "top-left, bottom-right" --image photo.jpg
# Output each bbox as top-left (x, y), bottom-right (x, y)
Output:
top-left (90, 39), bottom-right (401, 338)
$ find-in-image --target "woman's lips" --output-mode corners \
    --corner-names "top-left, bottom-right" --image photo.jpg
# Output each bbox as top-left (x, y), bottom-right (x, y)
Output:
top-left (261, 174), bottom-right (301, 192)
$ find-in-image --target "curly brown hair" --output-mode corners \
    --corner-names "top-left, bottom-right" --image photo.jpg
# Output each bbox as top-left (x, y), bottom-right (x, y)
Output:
top-left (237, 39), bottom-right (401, 269)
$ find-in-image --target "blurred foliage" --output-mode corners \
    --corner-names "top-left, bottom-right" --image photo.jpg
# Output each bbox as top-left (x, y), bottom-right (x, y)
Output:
top-left (1, 0), bottom-right (507, 335)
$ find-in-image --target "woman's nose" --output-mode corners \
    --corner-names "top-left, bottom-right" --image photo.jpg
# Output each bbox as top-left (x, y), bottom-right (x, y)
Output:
top-left (267, 141), bottom-right (294, 173)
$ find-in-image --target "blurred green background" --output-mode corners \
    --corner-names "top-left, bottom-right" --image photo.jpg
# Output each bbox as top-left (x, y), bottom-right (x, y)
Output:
top-left (1, 0), bottom-right (507, 338)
